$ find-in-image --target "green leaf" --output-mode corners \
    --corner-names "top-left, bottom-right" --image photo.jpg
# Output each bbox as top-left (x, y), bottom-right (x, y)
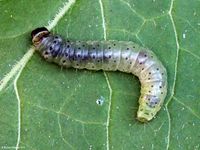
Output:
top-left (1, 0), bottom-right (200, 149)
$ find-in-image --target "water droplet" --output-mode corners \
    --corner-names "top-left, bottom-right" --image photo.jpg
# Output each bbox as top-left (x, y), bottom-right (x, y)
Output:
top-left (89, 145), bottom-right (92, 150)
top-left (182, 33), bottom-right (186, 39)
top-left (96, 96), bottom-right (105, 106)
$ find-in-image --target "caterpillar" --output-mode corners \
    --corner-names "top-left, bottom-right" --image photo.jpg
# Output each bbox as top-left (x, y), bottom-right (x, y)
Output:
top-left (31, 27), bottom-right (167, 122)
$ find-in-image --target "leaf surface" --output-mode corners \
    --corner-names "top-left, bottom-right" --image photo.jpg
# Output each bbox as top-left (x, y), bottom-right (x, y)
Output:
top-left (0, 0), bottom-right (200, 149)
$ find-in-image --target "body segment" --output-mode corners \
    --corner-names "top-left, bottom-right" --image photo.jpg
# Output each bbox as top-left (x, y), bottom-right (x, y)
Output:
top-left (32, 27), bottom-right (167, 122)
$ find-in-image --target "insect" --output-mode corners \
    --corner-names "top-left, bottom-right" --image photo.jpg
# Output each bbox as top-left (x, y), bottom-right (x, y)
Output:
top-left (31, 27), bottom-right (167, 122)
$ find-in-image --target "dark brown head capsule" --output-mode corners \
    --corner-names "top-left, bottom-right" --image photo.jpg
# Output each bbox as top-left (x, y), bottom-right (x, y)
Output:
top-left (31, 27), bottom-right (50, 47)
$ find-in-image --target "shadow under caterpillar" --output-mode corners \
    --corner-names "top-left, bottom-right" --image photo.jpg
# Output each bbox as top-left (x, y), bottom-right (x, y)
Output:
top-left (31, 27), bottom-right (167, 123)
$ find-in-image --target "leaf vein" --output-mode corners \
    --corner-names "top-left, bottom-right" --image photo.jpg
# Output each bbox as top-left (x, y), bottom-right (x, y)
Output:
top-left (173, 96), bottom-right (200, 120)
top-left (180, 48), bottom-right (200, 60)
top-left (165, 0), bottom-right (180, 149)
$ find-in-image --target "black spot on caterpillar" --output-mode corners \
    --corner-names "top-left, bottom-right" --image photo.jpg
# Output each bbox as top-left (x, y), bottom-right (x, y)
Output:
top-left (31, 27), bottom-right (167, 123)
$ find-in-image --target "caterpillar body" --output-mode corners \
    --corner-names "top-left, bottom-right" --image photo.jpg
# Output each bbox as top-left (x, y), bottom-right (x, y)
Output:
top-left (31, 27), bottom-right (167, 122)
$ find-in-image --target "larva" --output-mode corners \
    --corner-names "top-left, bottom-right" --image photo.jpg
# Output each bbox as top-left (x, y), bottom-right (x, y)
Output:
top-left (31, 27), bottom-right (167, 122)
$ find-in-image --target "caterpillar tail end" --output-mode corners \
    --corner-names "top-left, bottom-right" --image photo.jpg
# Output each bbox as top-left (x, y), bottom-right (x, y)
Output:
top-left (136, 93), bottom-right (164, 122)
top-left (137, 110), bottom-right (153, 123)
top-left (136, 104), bottom-right (159, 123)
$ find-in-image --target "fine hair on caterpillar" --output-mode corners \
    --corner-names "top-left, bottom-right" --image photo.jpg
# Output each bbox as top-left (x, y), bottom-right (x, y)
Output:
top-left (31, 27), bottom-right (167, 123)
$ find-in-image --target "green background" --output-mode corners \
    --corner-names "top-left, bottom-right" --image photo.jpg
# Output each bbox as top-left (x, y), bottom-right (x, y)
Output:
top-left (0, 0), bottom-right (200, 149)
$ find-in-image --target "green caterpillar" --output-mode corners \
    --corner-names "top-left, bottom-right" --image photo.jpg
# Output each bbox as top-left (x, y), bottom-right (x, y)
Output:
top-left (31, 27), bottom-right (167, 122)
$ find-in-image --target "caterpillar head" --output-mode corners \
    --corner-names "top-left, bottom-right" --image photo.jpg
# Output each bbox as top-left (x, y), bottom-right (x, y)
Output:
top-left (31, 27), bottom-right (50, 47)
